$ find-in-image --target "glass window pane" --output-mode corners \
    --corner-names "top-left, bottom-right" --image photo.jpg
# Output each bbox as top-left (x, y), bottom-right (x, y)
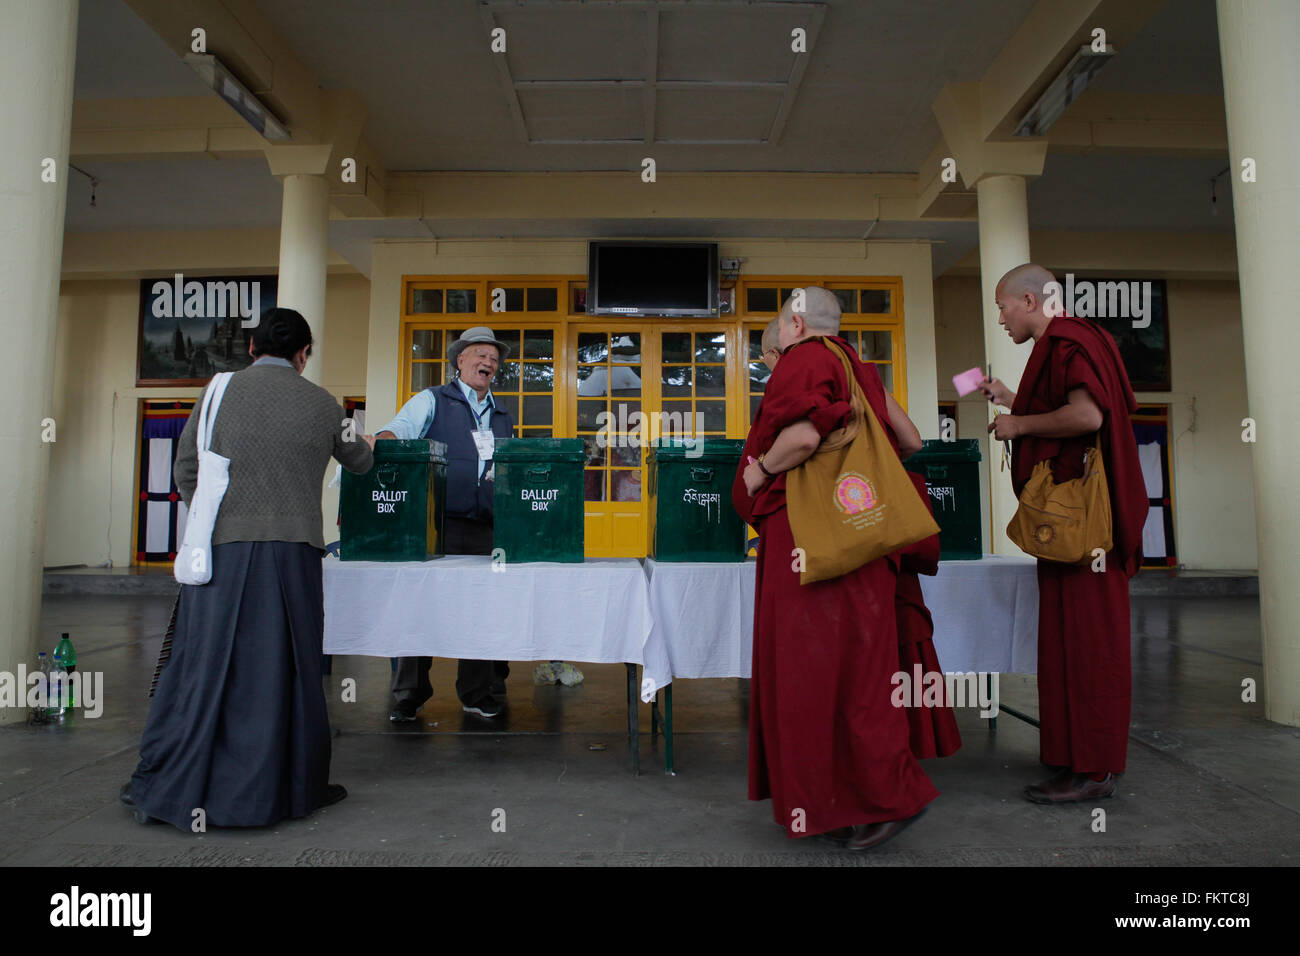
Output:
top-left (611, 470), bottom-right (642, 501)
top-left (576, 400), bottom-right (606, 430)
top-left (523, 330), bottom-right (554, 360)
top-left (661, 401), bottom-right (694, 435)
top-left (523, 395), bottom-right (552, 426)
top-left (584, 469), bottom-right (606, 501)
top-left (746, 288), bottom-right (778, 313)
top-left (749, 361), bottom-right (770, 392)
top-left (860, 289), bottom-right (891, 313)
top-left (611, 400), bottom-right (640, 429)
top-left (779, 288), bottom-right (798, 308)
top-left (610, 333), bottom-right (641, 363)
top-left (662, 332), bottom-right (691, 363)
top-left (410, 288), bottom-right (442, 314)
top-left (572, 287), bottom-right (587, 313)
top-left (611, 443), bottom-right (641, 467)
top-left (748, 329), bottom-right (765, 361)
top-left (577, 332), bottom-right (607, 363)
top-left (446, 289), bottom-right (476, 313)
top-left (494, 394), bottom-right (519, 423)
top-left (412, 330), bottom-right (436, 359)
top-left (523, 362), bottom-right (554, 390)
top-left (610, 365), bottom-right (642, 397)
top-left (861, 331), bottom-right (892, 361)
top-left (876, 363), bottom-right (894, 392)
top-left (493, 363), bottom-right (519, 391)
top-left (411, 363), bottom-right (436, 390)
top-left (577, 365), bottom-right (608, 397)
top-left (582, 435), bottom-right (606, 466)
top-left (489, 287), bottom-right (524, 313)
top-left (527, 287), bottom-right (558, 312)
top-left (696, 364), bottom-right (725, 397)
top-left (697, 401), bottom-right (727, 432)
top-left (662, 365), bottom-right (692, 397)
top-left (524, 427), bottom-right (553, 438)
top-left (694, 332), bottom-right (725, 363)
top-left (750, 394), bottom-right (762, 423)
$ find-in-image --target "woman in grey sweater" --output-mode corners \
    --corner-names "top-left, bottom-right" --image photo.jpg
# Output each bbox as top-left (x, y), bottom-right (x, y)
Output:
top-left (123, 308), bottom-right (375, 829)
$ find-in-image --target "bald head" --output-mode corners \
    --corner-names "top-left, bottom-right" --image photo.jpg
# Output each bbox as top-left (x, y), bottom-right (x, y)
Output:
top-left (777, 286), bottom-right (840, 349)
top-left (997, 263), bottom-right (1057, 304)
top-left (760, 317), bottom-right (781, 371)
top-left (994, 263), bottom-right (1058, 345)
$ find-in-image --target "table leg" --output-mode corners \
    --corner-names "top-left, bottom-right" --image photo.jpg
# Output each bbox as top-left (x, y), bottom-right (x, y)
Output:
top-left (986, 672), bottom-right (997, 732)
top-left (626, 663), bottom-right (640, 776)
top-left (664, 683), bottom-right (674, 775)
top-left (651, 698), bottom-right (659, 742)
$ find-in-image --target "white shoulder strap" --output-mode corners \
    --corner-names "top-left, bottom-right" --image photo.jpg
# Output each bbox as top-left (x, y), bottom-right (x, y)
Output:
top-left (197, 372), bottom-right (234, 454)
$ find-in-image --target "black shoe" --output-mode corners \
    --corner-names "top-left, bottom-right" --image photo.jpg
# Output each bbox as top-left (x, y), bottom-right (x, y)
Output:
top-left (119, 782), bottom-right (135, 809)
top-left (323, 783), bottom-right (348, 807)
top-left (389, 700), bottom-right (419, 722)
top-left (462, 697), bottom-right (502, 718)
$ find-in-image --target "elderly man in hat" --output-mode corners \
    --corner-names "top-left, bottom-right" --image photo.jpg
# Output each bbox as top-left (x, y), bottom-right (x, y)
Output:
top-left (376, 327), bottom-right (517, 720)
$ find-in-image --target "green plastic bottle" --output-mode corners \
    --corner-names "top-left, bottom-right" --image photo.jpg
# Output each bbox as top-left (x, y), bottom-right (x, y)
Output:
top-left (52, 633), bottom-right (76, 715)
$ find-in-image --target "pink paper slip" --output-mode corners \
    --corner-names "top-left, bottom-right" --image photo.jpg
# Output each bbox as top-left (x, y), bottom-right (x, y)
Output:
top-left (952, 367), bottom-right (986, 397)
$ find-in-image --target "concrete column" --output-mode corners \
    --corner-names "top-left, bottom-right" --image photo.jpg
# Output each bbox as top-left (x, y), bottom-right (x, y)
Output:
top-left (0, 0), bottom-right (79, 725)
top-left (975, 173), bottom-right (1034, 555)
top-left (1217, 0), bottom-right (1300, 727)
top-left (276, 173), bottom-right (330, 384)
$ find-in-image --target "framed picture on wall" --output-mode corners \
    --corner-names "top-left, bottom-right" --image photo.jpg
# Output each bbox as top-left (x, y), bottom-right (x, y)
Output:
top-left (137, 274), bottom-right (277, 386)
top-left (1074, 278), bottom-right (1170, 391)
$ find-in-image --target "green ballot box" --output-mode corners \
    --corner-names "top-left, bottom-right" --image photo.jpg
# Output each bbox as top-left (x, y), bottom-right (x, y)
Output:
top-left (493, 438), bottom-right (585, 563)
top-left (647, 438), bottom-right (747, 562)
top-left (903, 439), bottom-right (983, 560)
top-left (339, 439), bottom-right (447, 561)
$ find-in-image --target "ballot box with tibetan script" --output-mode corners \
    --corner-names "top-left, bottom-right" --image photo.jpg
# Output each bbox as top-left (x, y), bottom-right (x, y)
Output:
top-left (647, 438), bottom-right (747, 562)
top-left (903, 439), bottom-right (983, 559)
top-left (339, 439), bottom-right (447, 561)
top-left (493, 438), bottom-right (585, 563)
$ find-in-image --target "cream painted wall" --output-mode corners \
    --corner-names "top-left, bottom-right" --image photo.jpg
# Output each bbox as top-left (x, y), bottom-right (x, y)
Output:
top-left (45, 273), bottom-right (371, 568)
top-left (932, 274), bottom-right (1257, 571)
top-left (363, 237), bottom-right (940, 437)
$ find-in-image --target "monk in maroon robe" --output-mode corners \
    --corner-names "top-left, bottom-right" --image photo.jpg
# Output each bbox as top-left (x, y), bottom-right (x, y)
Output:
top-left (733, 287), bottom-right (938, 850)
top-left (896, 471), bottom-right (962, 760)
top-left (982, 264), bottom-right (1148, 803)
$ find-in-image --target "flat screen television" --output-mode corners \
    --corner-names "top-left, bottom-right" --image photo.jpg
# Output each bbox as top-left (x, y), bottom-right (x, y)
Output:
top-left (587, 241), bottom-right (718, 317)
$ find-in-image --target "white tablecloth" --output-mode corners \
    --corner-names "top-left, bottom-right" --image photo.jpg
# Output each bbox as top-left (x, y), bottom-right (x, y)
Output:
top-left (322, 556), bottom-right (653, 665)
top-left (640, 555), bottom-right (1039, 700)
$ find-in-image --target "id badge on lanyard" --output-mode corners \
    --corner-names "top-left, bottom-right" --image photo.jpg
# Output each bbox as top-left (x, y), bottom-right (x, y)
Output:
top-left (471, 405), bottom-right (495, 462)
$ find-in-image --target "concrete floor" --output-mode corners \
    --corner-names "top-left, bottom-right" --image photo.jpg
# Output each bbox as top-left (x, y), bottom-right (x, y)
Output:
top-left (1, 593), bottom-right (1296, 866)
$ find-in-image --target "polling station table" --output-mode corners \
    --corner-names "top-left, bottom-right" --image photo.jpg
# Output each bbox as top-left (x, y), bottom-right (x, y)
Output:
top-left (639, 554), bottom-right (1041, 772)
top-left (322, 555), bottom-right (658, 771)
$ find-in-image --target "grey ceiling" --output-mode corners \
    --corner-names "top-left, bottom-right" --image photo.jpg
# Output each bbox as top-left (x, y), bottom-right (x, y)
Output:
top-left (65, 0), bottom-right (1234, 280)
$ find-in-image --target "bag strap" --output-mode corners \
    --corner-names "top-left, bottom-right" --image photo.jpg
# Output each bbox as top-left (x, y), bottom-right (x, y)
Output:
top-left (816, 338), bottom-right (869, 453)
top-left (197, 372), bottom-right (234, 454)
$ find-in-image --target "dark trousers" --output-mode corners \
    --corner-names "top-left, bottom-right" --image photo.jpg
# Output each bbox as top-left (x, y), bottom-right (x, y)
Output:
top-left (391, 516), bottom-right (510, 707)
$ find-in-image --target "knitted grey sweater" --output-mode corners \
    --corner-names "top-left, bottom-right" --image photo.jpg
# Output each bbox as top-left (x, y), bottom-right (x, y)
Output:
top-left (174, 360), bottom-right (374, 549)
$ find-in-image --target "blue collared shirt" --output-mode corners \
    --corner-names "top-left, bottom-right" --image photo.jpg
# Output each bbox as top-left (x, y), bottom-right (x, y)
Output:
top-left (379, 379), bottom-right (496, 478)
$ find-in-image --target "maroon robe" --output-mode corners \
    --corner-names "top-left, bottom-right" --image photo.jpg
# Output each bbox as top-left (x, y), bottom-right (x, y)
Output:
top-left (1011, 316), bottom-right (1148, 774)
top-left (733, 336), bottom-right (938, 836)
top-left (896, 471), bottom-right (962, 760)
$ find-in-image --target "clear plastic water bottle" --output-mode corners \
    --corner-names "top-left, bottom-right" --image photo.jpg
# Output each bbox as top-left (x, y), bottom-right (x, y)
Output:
top-left (52, 633), bottom-right (76, 717)
top-left (33, 653), bottom-right (51, 723)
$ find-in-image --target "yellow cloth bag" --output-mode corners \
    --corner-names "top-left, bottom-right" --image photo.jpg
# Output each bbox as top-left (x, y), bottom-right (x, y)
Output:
top-left (785, 338), bottom-right (940, 585)
top-left (1006, 445), bottom-right (1113, 564)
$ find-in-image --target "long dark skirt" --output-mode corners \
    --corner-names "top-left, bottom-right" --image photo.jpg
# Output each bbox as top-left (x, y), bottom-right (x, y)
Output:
top-left (130, 541), bottom-right (330, 830)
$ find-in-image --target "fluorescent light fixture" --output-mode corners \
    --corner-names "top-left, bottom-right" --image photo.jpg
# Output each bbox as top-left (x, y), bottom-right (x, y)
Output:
top-left (184, 53), bottom-right (291, 142)
top-left (1014, 44), bottom-right (1115, 137)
